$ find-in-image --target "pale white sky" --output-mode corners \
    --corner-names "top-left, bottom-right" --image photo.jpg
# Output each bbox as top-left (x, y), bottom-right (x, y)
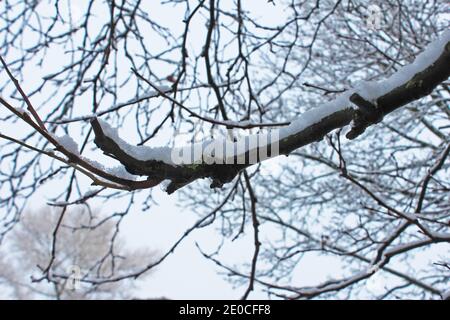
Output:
top-left (1, 0), bottom-right (448, 300)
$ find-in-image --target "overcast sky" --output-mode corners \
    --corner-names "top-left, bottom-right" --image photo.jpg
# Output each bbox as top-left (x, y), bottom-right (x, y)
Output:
top-left (1, 0), bottom-right (448, 300)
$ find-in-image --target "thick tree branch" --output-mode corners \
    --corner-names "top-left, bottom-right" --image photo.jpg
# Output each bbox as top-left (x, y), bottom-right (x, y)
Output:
top-left (91, 33), bottom-right (450, 193)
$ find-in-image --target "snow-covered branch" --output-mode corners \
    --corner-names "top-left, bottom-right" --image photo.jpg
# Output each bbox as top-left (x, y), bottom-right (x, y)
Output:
top-left (92, 31), bottom-right (450, 193)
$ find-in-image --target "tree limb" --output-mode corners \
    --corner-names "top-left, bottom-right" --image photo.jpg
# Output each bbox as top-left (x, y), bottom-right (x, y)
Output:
top-left (91, 34), bottom-right (450, 193)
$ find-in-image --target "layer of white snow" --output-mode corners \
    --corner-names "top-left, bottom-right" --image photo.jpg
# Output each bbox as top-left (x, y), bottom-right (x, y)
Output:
top-left (81, 156), bottom-right (138, 181)
top-left (108, 165), bottom-right (139, 180)
top-left (82, 189), bottom-right (99, 198)
top-left (97, 119), bottom-right (175, 164)
top-left (282, 30), bottom-right (450, 134)
top-left (355, 30), bottom-right (450, 102)
top-left (96, 31), bottom-right (450, 165)
top-left (279, 90), bottom-right (354, 138)
top-left (56, 134), bottom-right (80, 154)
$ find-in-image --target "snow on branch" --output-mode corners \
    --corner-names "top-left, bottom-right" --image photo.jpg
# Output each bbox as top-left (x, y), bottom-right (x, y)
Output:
top-left (92, 31), bottom-right (450, 193)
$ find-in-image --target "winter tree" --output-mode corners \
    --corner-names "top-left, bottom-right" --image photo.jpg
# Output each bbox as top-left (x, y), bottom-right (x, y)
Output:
top-left (0, 207), bottom-right (154, 299)
top-left (0, 0), bottom-right (449, 299)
